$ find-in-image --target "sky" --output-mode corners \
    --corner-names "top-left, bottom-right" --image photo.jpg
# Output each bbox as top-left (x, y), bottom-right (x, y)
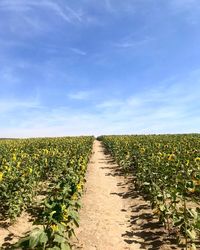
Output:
top-left (0, 0), bottom-right (200, 137)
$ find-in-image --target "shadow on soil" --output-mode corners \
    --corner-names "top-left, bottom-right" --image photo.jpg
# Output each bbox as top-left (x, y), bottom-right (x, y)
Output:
top-left (98, 143), bottom-right (182, 250)
top-left (0, 193), bottom-right (46, 249)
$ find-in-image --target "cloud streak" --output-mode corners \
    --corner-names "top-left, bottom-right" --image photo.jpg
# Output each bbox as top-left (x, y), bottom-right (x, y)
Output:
top-left (70, 48), bottom-right (87, 56)
top-left (0, 98), bottom-right (40, 113)
top-left (0, 0), bottom-right (84, 24)
top-left (68, 91), bottom-right (93, 100)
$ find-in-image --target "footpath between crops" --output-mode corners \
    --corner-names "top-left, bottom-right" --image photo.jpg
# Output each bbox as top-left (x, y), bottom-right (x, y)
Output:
top-left (73, 140), bottom-right (180, 250)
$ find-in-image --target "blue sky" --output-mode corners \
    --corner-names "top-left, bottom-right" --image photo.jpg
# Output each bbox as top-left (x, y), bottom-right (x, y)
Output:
top-left (0, 0), bottom-right (200, 137)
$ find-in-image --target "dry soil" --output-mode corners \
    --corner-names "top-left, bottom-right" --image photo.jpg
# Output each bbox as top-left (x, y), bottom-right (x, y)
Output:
top-left (73, 140), bottom-right (179, 250)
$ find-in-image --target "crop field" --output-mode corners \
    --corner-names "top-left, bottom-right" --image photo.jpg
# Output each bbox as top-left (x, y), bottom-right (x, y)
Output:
top-left (0, 134), bottom-right (200, 250)
top-left (99, 134), bottom-right (200, 250)
top-left (0, 136), bottom-right (94, 249)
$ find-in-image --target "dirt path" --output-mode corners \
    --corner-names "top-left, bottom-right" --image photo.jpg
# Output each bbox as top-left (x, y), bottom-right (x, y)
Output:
top-left (73, 140), bottom-right (140, 250)
top-left (73, 140), bottom-right (179, 250)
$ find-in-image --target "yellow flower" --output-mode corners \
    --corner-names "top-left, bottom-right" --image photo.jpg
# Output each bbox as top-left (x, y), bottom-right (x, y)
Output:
top-left (4, 165), bottom-right (9, 170)
top-left (43, 149), bottom-right (48, 154)
top-left (63, 214), bottom-right (68, 221)
top-left (140, 147), bottom-right (145, 154)
top-left (81, 165), bottom-right (86, 171)
top-left (77, 183), bottom-right (82, 190)
top-left (195, 157), bottom-right (200, 163)
top-left (168, 154), bottom-right (176, 161)
top-left (29, 168), bottom-right (33, 174)
top-left (71, 193), bottom-right (78, 200)
top-left (61, 204), bottom-right (66, 211)
top-left (50, 224), bottom-right (59, 232)
top-left (12, 154), bottom-right (17, 161)
top-left (0, 172), bottom-right (3, 182)
top-left (186, 160), bottom-right (190, 166)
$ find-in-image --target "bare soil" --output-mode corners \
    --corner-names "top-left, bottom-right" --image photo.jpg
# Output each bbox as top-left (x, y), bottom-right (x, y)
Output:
top-left (0, 212), bottom-right (38, 249)
top-left (72, 140), bottom-right (180, 250)
top-left (0, 188), bottom-right (45, 248)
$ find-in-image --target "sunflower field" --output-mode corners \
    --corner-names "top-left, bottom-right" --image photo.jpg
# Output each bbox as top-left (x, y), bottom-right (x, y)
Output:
top-left (0, 136), bottom-right (94, 250)
top-left (99, 134), bottom-right (200, 250)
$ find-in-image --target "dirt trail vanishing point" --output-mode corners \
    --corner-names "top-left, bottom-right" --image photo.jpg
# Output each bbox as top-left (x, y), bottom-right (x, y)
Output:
top-left (0, 140), bottom-right (179, 250)
top-left (73, 140), bottom-right (178, 250)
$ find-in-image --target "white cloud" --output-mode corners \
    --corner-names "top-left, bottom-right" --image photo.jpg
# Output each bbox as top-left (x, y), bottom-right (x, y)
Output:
top-left (96, 100), bottom-right (124, 108)
top-left (113, 36), bottom-right (154, 49)
top-left (0, 0), bottom-right (84, 25)
top-left (0, 98), bottom-right (40, 113)
top-left (0, 67), bottom-right (200, 138)
top-left (70, 48), bottom-right (87, 56)
top-left (94, 71), bottom-right (200, 134)
top-left (68, 91), bottom-right (92, 100)
top-left (1, 69), bottom-right (199, 138)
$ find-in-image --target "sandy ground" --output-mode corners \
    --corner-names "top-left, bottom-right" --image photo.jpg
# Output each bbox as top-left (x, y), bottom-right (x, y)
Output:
top-left (73, 140), bottom-right (179, 250)
top-left (0, 212), bottom-right (37, 249)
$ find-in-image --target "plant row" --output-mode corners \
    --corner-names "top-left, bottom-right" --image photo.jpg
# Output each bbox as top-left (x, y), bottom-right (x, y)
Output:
top-left (0, 136), bottom-right (94, 249)
top-left (99, 134), bottom-right (200, 250)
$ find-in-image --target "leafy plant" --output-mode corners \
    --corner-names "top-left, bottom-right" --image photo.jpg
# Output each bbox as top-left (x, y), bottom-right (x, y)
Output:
top-left (0, 136), bottom-right (94, 249)
top-left (100, 134), bottom-right (200, 249)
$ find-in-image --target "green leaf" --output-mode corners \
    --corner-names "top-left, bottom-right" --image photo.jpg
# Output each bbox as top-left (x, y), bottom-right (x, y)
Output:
top-left (187, 229), bottom-right (196, 241)
top-left (39, 231), bottom-right (48, 244)
top-left (20, 228), bottom-right (44, 249)
top-left (61, 242), bottom-right (71, 250)
top-left (159, 204), bottom-right (165, 212)
top-left (195, 220), bottom-right (200, 229)
top-left (29, 233), bottom-right (40, 248)
top-left (44, 199), bottom-right (53, 208)
top-left (54, 234), bottom-right (65, 244)
top-left (50, 210), bottom-right (57, 218)
top-left (188, 208), bottom-right (198, 220)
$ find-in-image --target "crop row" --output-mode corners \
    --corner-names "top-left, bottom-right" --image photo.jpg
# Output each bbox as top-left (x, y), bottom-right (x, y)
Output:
top-left (99, 134), bottom-right (200, 250)
top-left (0, 136), bottom-right (94, 249)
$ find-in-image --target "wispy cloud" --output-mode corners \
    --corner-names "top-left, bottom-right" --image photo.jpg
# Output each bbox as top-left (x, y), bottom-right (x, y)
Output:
top-left (113, 36), bottom-right (154, 49)
top-left (95, 70), bottom-right (200, 134)
top-left (70, 48), bottom-right (87, 56)
top-left (169, 0), bottom-right (200, 24)
top-left (0, 98), bottom-right (40, 113)
top-left (68, 91), bottom-right (93, 100)
top-left (0, 0), bottom-right (84, 24)
top-left (1, 69), bottom-right (199, 138)
top-left (96, 100), bottom-right (123, 108)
